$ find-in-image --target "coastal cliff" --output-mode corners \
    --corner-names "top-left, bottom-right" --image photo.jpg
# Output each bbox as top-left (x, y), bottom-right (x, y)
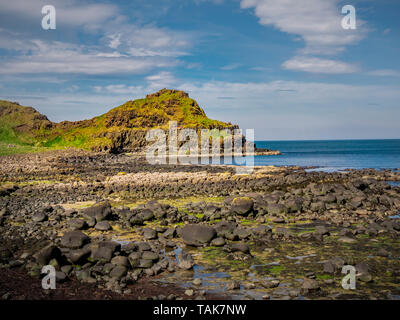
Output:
top-left (0, 89), bottom-right (279, 155)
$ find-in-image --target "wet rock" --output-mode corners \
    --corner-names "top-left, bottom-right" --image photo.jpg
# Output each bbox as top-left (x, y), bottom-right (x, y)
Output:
top-left (140, 209), bottom-right (154, 221)
top-left (267, 203), bottom-right (288, 215)
top-left (56, 271), bottom-right (67, 283)
top-left (337, 236), bottom-right (357, 244)
top-left (91, 246), bottom-right (113, 263)
top-left (260, 279), bottom-right (280, 288)
top-left (95, 221), bottom-right (111, 231)
top-left (193, 278), bottom-right (202, 286)
top-left (139, 259), bottom-right (154, 268)
top-left (110, 265), bottom-right (127, 280)
top-left (111, 256), bottom-right (129, 267)
top-left (231, 197), bottom-right (254, 216)
top-left (301, 278), bottom-right (320, 294)
top-left (181, 224), bottom-right (216, 246)
top-left (234, 228), bottom-right (251, 240)
top-left (178, 251), bottom-right (194, 270)
top-left (275, 227), bottom-right (293, 238)
top-left (230, 243), bottom-right (250, 254)
top-left (210, 237), bottom-right (225, 247)
top-left (82, 202), bottom-right (112, 222)
top-left (130, 216), bottom-right (144, 226)
top-left (271, 217), bottom-right (285, 223)
top-left (355, 261), bottom-right (370, 275)
top-left (145, 200), bottom-right (165, 219)
top-left (34, 245), bottom-right (62, 266)
top-left (163, 228), bottom-right (176, 239)
top-left (60, 231), bottom-right (90, 249)
top-left (185, 289), bottom-right (194, 297)
top-left (330, 257), bottom-right (345, 270)
top-left (143, 228), bottom-right (157, 240)
top-left (136, 242), bottom-right (151, 252)
top-left (67, 247), bottom-right (91, 264)
top-left (315, 225), bottom-right (330, 236)
top-left (98, 241), bottom-right (121, 253)
top-left (323, 261), bottom-right (335, 274)
top-left (253, 225), bottom-right (272, 235)
top-left (68, 219), bottom-right (87, 230)
top-left (141, 251), bottom-right (159, 261)
top-left (226, 281), bottom-right (241, 290)
top-left (128, 252), bottom-right (141, 267)
top-left (32, 212), bottom-right (47, 223)
top-left (310, 201), bottom-right (325, 212)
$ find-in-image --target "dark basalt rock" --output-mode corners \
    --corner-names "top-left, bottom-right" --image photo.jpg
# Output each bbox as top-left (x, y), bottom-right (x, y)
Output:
top-left (60, 231), bottom-right (90, 249)
top-left (180, 224), bottom-right (217, 246)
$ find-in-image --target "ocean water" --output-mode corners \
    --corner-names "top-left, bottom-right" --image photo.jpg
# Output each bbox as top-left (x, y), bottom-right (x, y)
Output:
top-left (252, 139), bottom-right (400, 171)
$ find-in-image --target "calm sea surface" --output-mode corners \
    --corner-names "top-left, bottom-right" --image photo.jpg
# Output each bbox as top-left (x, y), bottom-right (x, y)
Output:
top-left (252, 139), bottom-right (400, 171)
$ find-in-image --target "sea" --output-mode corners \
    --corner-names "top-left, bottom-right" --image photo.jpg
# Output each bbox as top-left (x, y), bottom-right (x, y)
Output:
top-left (252, 139), bottom-right (400, 172)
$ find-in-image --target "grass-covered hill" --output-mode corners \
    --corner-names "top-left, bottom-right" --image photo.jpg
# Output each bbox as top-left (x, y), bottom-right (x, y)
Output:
top-left (0, 89), bottom-right (236, 155)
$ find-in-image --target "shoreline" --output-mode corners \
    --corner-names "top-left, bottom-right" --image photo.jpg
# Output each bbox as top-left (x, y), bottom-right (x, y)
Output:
top-left (0, 150), bottom-right (400, 300)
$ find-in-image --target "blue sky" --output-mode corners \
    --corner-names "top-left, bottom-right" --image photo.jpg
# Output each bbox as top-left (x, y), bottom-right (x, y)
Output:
top-left (0, 0), bottom-right (399, 140)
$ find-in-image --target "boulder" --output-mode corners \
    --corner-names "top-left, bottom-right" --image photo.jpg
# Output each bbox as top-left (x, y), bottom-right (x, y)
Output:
top-left (82, 202), bottom-right (112, 222)
top-left (301, 278), bottom-right (320, 294)
top-left (68, 219), bottom-right (87, 230)
top-left (34, 245), bottom-right (62, 266)
top-left (178, 251), bottom-right (194, 270)
top-left (95, 221), bottom-right (111, 231)
top-left (231, 243), bottom-right (250, 254)
top-left (109, 265), bottom-right (127, 280)
top-left (60, 231), bottom-right (90, 249)
top-left (143, 228), bottom-right (157, 240)
top-left (111, 256), bottom-right (129, 267)
top-left (231, 197), bottom-right (254, 216)
top-left (67, 247), bottom-right (91, 264)
top-left (32, 212), bottom-right (47, 223)
top-left (181, 224), bottom-right (216, 246)
top-left (91, 246), bottom-right (113, 263)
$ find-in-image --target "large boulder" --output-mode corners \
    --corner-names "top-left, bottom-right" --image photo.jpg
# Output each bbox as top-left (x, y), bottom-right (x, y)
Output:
top-left (231, 197), bottom-right (254, 216)
top-left (91, 246), bottom-right (113, 263)
top-left (82, 202), bottom-right (112, 222)
top-left (67, 247), bottom-right (91, 264)
top-left (34, 245), bottom-right (62, 266)
top-left (94, 221), bottom-right (111, 231)
top-left (60, 231), bottom-right (90, 249)
top-left (181, 224), bottom-right (216, 246)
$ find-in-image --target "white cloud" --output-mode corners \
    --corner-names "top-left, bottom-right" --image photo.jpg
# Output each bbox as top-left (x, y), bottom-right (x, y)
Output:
top-left (92, 72), bottom-right (177, 95)
top-left (282, 56), bottom-right (359, 74)
top-left (240, 0), bottom-right (367, 74)
top-left (220, 63), bottom-right (242, 70)
top-left (367, 69), bottom-right (400, 77)
top-left (0, 40), bottom-right (171, 75)
top-left (108, 34), bottom-right (121, 49)
top-left (145, 71), bottom-right (178, 90)
top-left (240, 0), bottom-right (366, 54)
top-left (0, 2), bottom-right (192, 76)
top-left (0, 0), bottom-right (118, 30)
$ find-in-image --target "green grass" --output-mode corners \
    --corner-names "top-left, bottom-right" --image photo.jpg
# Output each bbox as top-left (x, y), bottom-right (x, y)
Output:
top-left (0, 89), bottom-right (235, 154)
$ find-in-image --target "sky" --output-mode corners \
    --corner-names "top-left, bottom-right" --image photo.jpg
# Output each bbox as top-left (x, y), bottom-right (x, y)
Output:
top-left (0, 0), bottom-right (399, 140)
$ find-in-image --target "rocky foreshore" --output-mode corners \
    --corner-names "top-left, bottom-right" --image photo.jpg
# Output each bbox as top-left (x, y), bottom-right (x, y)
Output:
top-left (0, 149), bottom-right (399, 300)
